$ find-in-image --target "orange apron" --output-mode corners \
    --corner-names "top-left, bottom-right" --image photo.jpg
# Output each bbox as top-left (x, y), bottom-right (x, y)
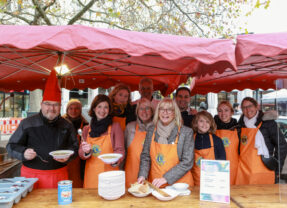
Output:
top-left (84, 126), bottom-right (119, 188)
top-left (125, 124), bottom-right (146, 187)
top-left (149, 129), bottom-right (194, 187)
top-left (67, 120), bottom-right (84, 188)
top-left (21, 165), bottom-right (68, 189)
top-left (215, 129), bottom-right (239, 185)
top-left (235, 123), bottom-right (275, 185)
top-left (191, 133), bottom-right (215, 186)
top-left (113, 116), bottom-right (126, 131)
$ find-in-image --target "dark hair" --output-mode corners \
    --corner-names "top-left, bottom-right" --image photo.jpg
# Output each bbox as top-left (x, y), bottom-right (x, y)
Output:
top-left (241, 97), bottom-right (258, 108)
top-left (175, 87), bottom-right (191, 97)
top-left (88, 94), bottom-right (112, 118)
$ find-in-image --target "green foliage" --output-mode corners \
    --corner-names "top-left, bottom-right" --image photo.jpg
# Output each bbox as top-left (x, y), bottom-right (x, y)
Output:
top-left (0, 0), bottom-right (272, 38)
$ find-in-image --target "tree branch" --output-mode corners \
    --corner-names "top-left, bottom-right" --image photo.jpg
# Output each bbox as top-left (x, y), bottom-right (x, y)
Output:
top-left (68, 0), bottom-right (97, 25)
top-left (170, 0), bottom-right (205, 37)
top-left (32, 0), bottom-right (52, 25)
top-left (32, 0), bottom-right (56, 25)
top-left (3, 11), bottom-right (31, 24)
top-left (80, 17), bottom-right (130, 30)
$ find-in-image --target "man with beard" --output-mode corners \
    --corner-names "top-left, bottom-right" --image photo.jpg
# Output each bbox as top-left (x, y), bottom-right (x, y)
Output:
top-left (175, 87), bottom-right (197, 128)
top-left (6, 70), bottom-right (78, 189)
top-left (63, 99), bottom-right (88, 187)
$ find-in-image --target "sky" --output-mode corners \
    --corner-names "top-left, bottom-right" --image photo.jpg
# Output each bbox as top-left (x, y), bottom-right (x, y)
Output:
top-left (245, 0), bottom-right (287, 34)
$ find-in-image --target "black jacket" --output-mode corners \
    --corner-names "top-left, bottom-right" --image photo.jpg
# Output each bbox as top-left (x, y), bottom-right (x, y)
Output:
top-left (6, 112), bottom-right (79, 170)
top-left (238, 110), bottom-right (287, 173)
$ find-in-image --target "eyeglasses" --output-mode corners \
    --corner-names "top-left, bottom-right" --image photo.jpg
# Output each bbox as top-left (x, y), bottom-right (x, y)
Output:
top-left (43, 102), bottom-right (61, 108)
top-left (241, 104), bottom-right (254, 110)
top-left (139, 107), bottom-right (152, 111)
top-left (159, 108), bottom-right (174, 114)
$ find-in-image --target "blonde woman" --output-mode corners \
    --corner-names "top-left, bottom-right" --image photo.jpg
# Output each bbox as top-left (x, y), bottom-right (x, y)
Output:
top-left (124, 98), bottom-right (154, 187)
top-left (138, 98), bottom-right (194, 188)
top-left (109, 83), bottom-right (136, 131)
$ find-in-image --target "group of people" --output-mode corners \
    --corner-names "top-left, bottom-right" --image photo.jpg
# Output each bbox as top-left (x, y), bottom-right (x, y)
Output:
top-left (6, 70), bottom-right (287, 189)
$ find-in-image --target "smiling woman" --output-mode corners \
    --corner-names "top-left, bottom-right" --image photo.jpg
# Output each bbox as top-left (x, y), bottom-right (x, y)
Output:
top-left (78, 94), bottom-right (125, 188)
top-left (138, 98), bottom-right (194, 188)
top-left (236, 97), bottom-right (287, 185)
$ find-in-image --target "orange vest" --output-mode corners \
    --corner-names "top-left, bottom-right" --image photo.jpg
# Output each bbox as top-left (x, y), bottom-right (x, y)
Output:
top-left (215, 129), bottom-right (239, 185)
top-left (191, 133), bottom-right (215, 186)
top-left (125, 124), bottom-right (146, 187)
top-left (67, 120), bottom-right (84, 188)
top-left (149, 128), bottom-right (194, 187)
top-left (113, 116), bottom-right (126, 131)
top-left (84, 126), bottom-right (119, 188)
top-left (235, 123), bottom-right (275, 185)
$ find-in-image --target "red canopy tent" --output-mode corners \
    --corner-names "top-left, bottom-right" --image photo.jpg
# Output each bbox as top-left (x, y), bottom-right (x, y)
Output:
top-left (191, 32), bottom-right (287, 95)
top-left (0, 25), bottom-right (236, 95)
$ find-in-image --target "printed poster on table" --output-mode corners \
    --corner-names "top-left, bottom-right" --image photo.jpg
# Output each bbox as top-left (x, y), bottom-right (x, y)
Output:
top-left (200, 159), bottom-right (230, 204)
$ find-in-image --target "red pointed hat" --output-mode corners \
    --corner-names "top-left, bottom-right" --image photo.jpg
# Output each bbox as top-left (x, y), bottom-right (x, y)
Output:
top-left (42, 69), bottom-right (61, 102)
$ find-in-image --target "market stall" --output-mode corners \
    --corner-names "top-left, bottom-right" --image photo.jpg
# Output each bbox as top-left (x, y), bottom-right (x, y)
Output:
top-left (0, 25), bottom-right (236, 95)
top-left (191, 32), bottom-right (287, 95)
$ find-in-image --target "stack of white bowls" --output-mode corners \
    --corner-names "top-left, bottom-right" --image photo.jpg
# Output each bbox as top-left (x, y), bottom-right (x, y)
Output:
top-left (98, 171), bottom-right (125, 200)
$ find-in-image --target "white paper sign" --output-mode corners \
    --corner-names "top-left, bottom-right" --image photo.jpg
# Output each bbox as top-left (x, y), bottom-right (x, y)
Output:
top-left (200, 159), bottom-right (230, 204)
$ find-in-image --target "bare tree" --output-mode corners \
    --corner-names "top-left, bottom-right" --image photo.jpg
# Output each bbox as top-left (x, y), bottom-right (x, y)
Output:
top-left (0, 0), bottom-right (270, 38)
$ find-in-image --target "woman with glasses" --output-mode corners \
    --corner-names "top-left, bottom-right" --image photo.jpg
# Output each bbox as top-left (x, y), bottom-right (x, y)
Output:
top-left (214, 101), bottom-right (239, 185)
top-left (124, 98), bottom-right (154, 187)
top-left (109, 83), bottom-right (136, 131)
top-left (137, 98), bottom-right (194, 188)
top-left (236, 97), bottom-right (287, 185)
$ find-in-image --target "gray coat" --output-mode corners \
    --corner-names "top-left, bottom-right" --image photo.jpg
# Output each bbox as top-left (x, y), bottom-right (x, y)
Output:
top-left (138, 124), bottom-right (194, 185)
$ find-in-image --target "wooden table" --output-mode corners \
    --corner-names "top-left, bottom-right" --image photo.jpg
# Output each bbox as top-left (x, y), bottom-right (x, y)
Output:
top-left (13, 184), bottom-right (287, 208)
top-left (0, 159), bottom-right (21, 178)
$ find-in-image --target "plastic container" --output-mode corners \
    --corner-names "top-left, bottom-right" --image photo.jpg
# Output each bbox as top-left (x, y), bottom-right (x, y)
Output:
top-left (0, 177), bottom-right (38, 208)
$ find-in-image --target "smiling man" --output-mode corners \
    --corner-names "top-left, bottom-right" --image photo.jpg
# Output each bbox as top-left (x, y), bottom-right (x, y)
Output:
top-left (175, 87), bottom-right (197, 128)
top-left (6, 70), bottom-right (78, 189)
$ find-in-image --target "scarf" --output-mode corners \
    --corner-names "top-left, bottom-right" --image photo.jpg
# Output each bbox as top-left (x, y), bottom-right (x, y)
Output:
top-left (214, 115), bottom-right (238, 130)
top-left (156, 120), bottom-right (176, 144)
top-left (112, 102), bottom-right (127, 117)
top-left (137, 117), bottom-right (153, 132)
top-left (89, 115), bottom-right (113, 138)
top-left (243, 111), bottom-right (269, 157)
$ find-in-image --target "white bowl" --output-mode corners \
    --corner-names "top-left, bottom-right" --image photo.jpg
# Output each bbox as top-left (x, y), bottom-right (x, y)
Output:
top-left (49, 150), bottom-right (74, 159)
top-left (152, 188), bottom-right (179, 201)
top-left (172, 183), bottom-right (189, 191)
top-left (98, 153), bottom-right (122, 164)
top-left (99, 194), bottom-right (123, 201)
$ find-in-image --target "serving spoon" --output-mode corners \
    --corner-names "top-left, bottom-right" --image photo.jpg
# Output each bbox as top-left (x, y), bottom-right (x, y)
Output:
top-left (37, 154), bottom-right (48, 163)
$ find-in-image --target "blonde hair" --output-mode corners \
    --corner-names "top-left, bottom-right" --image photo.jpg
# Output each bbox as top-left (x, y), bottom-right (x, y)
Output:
top-left (108, 83), bottom-right (131, 104)
top-left (217, 101), bottom-right (234, 113)
top-left (153, 98), bottom-right (182, 127)
top-left (136, 98), bottom-right (154, 116)
top-left (192, 111), bottom-right (216, 134)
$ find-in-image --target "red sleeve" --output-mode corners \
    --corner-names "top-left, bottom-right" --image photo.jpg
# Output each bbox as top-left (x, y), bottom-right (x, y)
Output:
top-left (110, 122), bottom-right (125, 164)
